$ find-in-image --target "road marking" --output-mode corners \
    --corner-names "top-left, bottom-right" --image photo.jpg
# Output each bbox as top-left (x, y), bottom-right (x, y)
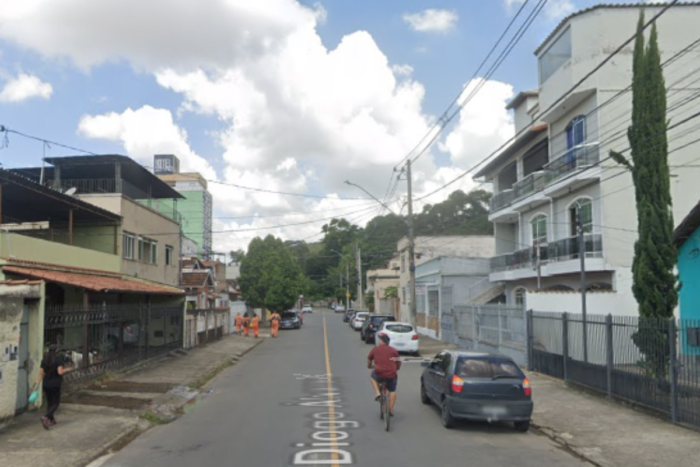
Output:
top-left (322, 309), bottom-right (340, 467)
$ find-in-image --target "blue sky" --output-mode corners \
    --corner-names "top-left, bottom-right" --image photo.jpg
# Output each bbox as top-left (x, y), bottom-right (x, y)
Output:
top-left (0, 0), bottom-right (635, 248)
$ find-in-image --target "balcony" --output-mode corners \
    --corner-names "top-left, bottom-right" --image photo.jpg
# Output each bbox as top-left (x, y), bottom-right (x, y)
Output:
top-left (489, 142), bottom-right (600, 214)
top-left (547, 234), bottom-right (603, 262)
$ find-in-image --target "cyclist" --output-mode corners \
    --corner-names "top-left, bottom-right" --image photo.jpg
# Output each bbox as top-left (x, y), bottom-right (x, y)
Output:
top-left (367, 334), bottom-right (401, 416)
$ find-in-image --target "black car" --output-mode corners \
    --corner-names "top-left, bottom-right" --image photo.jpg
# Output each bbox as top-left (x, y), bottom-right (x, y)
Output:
top-left (420, 351), bottom-right (533, 431)
top-left (279, 311), bottom-right (302, 330)
top-left (343, 309), bottom-right (355, 323)
top-left (360, 314), bottom-right (395, 343)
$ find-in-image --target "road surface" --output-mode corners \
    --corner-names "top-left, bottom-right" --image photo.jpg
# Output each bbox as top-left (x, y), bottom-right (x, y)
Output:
top-left (103, 309), bottom-right (589, 467)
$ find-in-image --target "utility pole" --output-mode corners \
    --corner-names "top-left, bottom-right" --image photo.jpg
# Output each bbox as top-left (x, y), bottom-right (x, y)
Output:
top-left (577, 209), bottom-right (589, 363)
top-left (406, 159), bottom-right (417, 327)
top-left (536, 241), bottom-right (542, 291)
top-left (346, 261), bottom-right (350, 311)
top-left (356, 243), bottom-right (364, 310)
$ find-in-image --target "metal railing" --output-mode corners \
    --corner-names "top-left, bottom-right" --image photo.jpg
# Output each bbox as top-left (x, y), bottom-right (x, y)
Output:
top-left (489, 189), bottom-right (515, 212)
top-left (59, 178), bottom-right (117, 194)
top-left (547, 234), bottom-right (603, 262)
top-left (513, 171), bottom-right (547, 200)
top-left (528, 311), bottom-right (700, 430)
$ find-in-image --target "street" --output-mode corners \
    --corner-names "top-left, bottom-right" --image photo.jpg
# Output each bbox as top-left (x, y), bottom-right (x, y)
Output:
top-left (101, 310), bottom-right (588, 467)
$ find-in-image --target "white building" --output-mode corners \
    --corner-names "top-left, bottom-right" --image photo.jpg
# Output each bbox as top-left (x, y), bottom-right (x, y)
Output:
top-left (475, 3), bottom-right (700, 315)
top-left (396, 236), bottom-right (495, 323)
top-left (366, 261), bottom-right (401, 316)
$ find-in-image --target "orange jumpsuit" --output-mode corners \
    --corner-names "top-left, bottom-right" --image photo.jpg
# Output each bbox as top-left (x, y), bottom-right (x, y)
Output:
top-left (270, 313), bottom-right (281, 338)
top-left (243, 316), bottom-right (250, 336)
top-left (251, 316), bottom-right (260, 338)
top-left (235, 315), bottom-right (243, 335)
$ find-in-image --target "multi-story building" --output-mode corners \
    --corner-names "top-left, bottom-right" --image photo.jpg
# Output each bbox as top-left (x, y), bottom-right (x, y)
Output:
top-left (13, 155), bottom-right (184, 287)
top-left (155, 155), bottom-right (213, 257)
top-left (395, 236), bottom-right (495, 323)
top-left (475, 3), bottom-right (700, 314)
top-left (366, 261), bottom-right (400, 316)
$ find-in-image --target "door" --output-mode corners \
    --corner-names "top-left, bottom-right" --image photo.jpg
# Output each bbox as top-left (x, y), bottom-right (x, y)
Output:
top-left (426, 352), bottom-right (446, 401)
top-left (435, 352), bottom-right (452, 397)
top-left (15, 305), bottom-right (30, 413)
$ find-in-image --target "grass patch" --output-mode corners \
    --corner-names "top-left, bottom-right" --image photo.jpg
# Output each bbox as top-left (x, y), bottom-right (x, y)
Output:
top-left (140, 411), bottom-right (170, 425)
top-left (190, 358), bottom-right (236, 390)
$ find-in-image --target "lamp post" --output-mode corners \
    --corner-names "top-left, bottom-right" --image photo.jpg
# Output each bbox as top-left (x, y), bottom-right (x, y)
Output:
top-left (331, 249), bottom-right (350, 311)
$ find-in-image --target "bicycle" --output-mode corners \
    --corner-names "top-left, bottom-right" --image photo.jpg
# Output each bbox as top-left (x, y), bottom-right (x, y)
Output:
top-left (378, 381), bottom-right (391, 431)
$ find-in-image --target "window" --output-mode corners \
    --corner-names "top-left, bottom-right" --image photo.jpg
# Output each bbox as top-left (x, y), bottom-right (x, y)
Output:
top-left (539, 27), bottom-right (571, 83)
top-left (123, 232), bottom-right (135, 260)
top-left (531, 214), bottom-right (548, 245)
top-left (522, 140), bottom-right (549, 177)
top-left (138, 237), bottom-right (158, 264)
top-left (514, 287), bottom-right (526, 307)
top-left (456, 358), bottom-right (524, 379)
top-left (569, 198), bottom-right (593, 235)
top-left (401, 254), bottom-right (406, 273)
top-left (165, 245), bottom-right (174, 266)
top-left (384, 324), bottom-right (414, 333)
top-left (498, 161), bottom-right (518, 191)
top-left (566, 116), bottom-right (586, 149)
top-left (402, 287), bottom-right (406, 304)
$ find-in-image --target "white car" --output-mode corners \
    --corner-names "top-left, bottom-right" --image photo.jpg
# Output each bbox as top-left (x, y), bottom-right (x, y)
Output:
top-left (302, 305), bottom-right (313, 314)
top-left (351, 312), bottom-right (369, 331)
top-left (375, 322), bottom-right (419, 355)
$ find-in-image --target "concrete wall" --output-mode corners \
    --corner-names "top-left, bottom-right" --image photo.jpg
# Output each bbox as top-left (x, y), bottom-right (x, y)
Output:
top-left (79, 195), bottom-right (181, 286)
top-left (0, 232), bottom-right (122, 272)
top-left (0, 283), bottom-right (43, 428)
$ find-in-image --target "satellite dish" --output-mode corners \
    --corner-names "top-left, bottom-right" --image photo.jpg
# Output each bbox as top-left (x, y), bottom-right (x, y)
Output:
top-left (64, 187), bottom-right (77, 196)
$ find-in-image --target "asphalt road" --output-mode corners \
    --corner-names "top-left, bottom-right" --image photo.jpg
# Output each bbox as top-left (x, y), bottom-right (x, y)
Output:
top-left (102, 309), bottom-right (589, 467)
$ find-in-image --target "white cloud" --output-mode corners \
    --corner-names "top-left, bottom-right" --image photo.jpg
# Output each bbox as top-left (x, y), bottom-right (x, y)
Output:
top-left (403, 9), bottom-right (458, 33)
top-left (313, 2), bottom-right (328, 25)
top-left (2, 0), bottom-right (515, 250)
top-left (0, 73), bottom-right (53, 102)
top-left (504, 0), bottom-right (575, 20)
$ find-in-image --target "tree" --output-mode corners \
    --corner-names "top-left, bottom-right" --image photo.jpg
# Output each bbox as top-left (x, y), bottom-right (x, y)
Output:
top-left (239, 235), bottom-right (304, 312)
top-left (610, 13), bottom-right (677, 376)
top-left (229, 249), bottom-right (245, 264)
top-left (414, 189), bottom-right (493, 236)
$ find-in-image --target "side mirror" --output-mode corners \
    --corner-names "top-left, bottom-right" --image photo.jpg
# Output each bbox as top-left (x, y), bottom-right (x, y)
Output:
top-left (420, 362), bottom-right (429, 368)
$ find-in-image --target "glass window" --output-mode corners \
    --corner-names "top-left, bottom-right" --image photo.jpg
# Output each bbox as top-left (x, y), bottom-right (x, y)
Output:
top-left (570, 198), bottom-right (593, 235)
top-left (123, 233), bottom-right (135, 260)
top-left (539, 27), bottom-right (572, 83)
top-left (531, 214), bottom-right (548, 245)
top-left (165, 245), bottom-right (174, 265)
top-left (138, 237), bottom-right (158, 264)
top-left (514, 288), bottom-right (526, 307)
top-left (385, 324), bottom-right (413, 333)
top-left (456, 358), bottom-right (524, 379)
top-left (440, 353), bottom-right (452, 373)
top-left (566, 116), bottom-right (586, 149)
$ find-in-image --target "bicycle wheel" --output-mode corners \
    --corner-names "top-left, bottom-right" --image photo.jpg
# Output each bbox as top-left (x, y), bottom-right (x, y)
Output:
top-left (384, 391), bottom-right (391, 431)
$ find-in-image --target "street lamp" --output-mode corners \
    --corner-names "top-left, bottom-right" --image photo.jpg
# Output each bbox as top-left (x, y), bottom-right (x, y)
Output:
top-left (344, 180), bottom-right (417, 327)
top-left (331, 249), bottom-right (351, 311)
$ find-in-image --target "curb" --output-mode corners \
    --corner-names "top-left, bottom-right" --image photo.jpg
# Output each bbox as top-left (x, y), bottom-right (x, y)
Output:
top-left (83, 422), bottom-right (143, 467)
top-left (530, 420), bottom-right (607, 467)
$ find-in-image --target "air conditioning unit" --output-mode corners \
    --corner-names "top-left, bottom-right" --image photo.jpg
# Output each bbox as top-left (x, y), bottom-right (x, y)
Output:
top-left (390, 261), bottom-right (400, 270)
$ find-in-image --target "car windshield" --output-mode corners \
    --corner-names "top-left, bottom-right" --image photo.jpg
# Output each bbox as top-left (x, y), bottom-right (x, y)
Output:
top-left (456, 358), bottom-right (523, 379)
top-left (356, 313), bottom-right (368, 319)
top-left (385, 324), bottom-right (413, 333)
top-left (372, 316), bottom-right (393, 323)
top-left (281, 312), bottom-right (297, 319)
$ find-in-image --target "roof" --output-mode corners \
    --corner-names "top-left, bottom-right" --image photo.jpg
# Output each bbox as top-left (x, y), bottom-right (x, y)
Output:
top-left (474, 124), bottom-right (548, 179)
top-left (0, 169), bottom-right (121, 224)
top-left (158, 173), bottom-right (208, 190)
top-left (181, 271), bottom-right (211, 287)
top-left (534, 2), bottom-right (700, 56)
top-left (0, 279), bottom-right (43, 286)
top-left (506, 89), bottom-right (538, 110)
top-left (13, 155), bottom-right (184, 200)
top-left (3, 265), bottom-right (183, 295)
top-left (674, 199), bottom-right (700, 247)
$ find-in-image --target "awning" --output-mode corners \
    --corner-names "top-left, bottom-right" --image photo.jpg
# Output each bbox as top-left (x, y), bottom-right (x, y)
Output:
top-left (3, 266), bottom-right (184, 295)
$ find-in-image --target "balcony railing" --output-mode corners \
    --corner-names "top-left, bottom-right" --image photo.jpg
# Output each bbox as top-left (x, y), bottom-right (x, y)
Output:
top-left (489, 142), bottom-right (600, 214)
top-left (490, 235), bottom-right (601, 274)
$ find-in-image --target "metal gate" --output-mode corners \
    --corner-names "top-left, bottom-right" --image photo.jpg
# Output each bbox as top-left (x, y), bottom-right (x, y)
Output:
top-left (15, 305), bottom-right (29, 413)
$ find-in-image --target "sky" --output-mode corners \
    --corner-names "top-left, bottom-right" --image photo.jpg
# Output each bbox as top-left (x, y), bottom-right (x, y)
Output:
top-left (0, 0), bottom-right (636, 253)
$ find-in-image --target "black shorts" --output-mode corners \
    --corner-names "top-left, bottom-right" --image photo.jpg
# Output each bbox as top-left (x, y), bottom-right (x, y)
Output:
top-left (371, 371), bottom-right (398, 392)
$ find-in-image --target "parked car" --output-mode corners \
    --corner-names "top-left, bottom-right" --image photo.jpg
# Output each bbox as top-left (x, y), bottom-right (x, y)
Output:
top-left (293, 310), bottom-right (304, 325)
top-left (360, 314), bottom-right (395, 343)
top-left (279, 311), bottom-right (302, 330)
top-left (420, 350), bottom-right (533, 431)
top-left (336, 305), bottom-right (345, 313)
top-left (351, 311), bottom-right (369, 331)
top-left (302, 305), bottom-right (313, 314)
top-left (376, 322), bottom-right (419, 355)
top-left (343, 309), bottom-right (355, 323)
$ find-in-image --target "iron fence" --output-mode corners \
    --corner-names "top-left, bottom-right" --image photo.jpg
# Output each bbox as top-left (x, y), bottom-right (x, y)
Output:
top-left (44, 303), bottom-right (184, 387)
top-left (441, 304), bottom-right (528, 366)
top-left (528, 311), bottom-right (700, 430)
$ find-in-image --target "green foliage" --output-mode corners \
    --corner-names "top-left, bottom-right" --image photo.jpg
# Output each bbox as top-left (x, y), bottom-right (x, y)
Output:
top-left (414, 189), bottom-right (493, 237)
top-left (228, 249), bottom-right (245, 264)
top-left (384, 286), bottom-right (398, 298)
top-left (239, 235), bottom-right (304, 312)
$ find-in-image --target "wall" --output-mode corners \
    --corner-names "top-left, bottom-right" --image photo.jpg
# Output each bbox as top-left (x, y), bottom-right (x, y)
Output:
top-left (79, 195), bottom-right (181, 286)
top-left (678, 225), bottom-right (700, 322)
top-left (176, 190), bottom-right (206, 253)
top-left (0, 232), bottom-right (122, 272)
top-left (0, 283), bottom-right (43, 428)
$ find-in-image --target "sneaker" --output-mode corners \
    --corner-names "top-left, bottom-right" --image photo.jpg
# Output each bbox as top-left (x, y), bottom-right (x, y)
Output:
top-left (49, 419), bottom-right (57, 426)
top-left (40, 416), bottom-right (50, 430)
top-left (374, 394), bottom-right (381, 402)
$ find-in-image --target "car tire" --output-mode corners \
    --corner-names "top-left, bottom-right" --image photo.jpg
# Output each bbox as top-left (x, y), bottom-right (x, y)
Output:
top-left (420, 381), bottom-right (431, 405)
top-left (514, 421), bottom-right (530, 432)
top-left (441, 398), bottom-right (456, 429)
top-left (360, 331), bottom-right (364, 340)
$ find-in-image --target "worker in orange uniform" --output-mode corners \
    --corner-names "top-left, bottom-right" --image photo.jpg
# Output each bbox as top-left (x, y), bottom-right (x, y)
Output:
top-left (235, 313), bottom-right (243, 335)
top-left (251, 314), bottom-right (260, 338)
top-left (243, 313), bottom-right (251, 337)
top-left (269, 311), bottom-right (281, 338)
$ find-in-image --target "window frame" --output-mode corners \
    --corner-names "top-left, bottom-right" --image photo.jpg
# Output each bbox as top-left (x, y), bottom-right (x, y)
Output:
top-left (123, 232), bottom-right (136, 260)
top-left (530, 214), bottom-right (548, 246)
top-left (539, 26), bottom-right (572, 84)
top-left (165, 245), bottom-right (174, 266)
top-left (569, 198), bottom-right (593, 235)
top-left (514, 287), bottom-right (526, 307)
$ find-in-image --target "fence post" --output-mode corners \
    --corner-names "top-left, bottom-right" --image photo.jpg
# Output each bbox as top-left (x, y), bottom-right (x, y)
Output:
top-left (526, 309), bottom-right (534, 371)
top-left (562, 312), bottom-right (569, 383)
top-left (669, 319), bottom-right (679, 424)
top-left (606, 314), bottom-right (613, 399)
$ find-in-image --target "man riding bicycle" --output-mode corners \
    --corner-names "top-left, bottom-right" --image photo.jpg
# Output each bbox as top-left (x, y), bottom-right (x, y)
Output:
top-left (368, 334), bottom-right (401, 416)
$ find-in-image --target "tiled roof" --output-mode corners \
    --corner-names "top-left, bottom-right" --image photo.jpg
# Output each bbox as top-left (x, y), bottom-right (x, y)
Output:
top-left (534, 2), bottom-right (700, 55)
top-left (0, 279), bottom-right (43, 286)
top-left (182, 271), bottom-right (210, 287)
top-left (3, 266), bottom-right (183, 295)
top-left (674, 198), bottom-right (700, 247)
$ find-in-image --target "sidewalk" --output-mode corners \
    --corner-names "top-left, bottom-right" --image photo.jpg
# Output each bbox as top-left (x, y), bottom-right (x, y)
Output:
top-left (0, 334), bottom-right (266, 467)
top-left (417, 334), bottom-right (699, 467)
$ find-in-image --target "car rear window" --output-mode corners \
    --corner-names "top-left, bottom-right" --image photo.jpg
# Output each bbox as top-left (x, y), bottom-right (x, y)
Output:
top-left (385, 324), bottom-right (413, 333)
top-left (371, 316), bottom-right (394, 323)
top-left (281, 312), bottom-right (296, 319)
top-left (456, 358), bottom-right (523, 379)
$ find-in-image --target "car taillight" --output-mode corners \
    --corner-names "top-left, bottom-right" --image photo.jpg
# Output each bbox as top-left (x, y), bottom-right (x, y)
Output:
top-left (523, 378), bottom-right (532, 397)
top-left (411, 334), bottom-right (419, 340)
top-left (369, 324), bottom-right (374, 329)
top-left (451, 375), bottom-right (465, 393)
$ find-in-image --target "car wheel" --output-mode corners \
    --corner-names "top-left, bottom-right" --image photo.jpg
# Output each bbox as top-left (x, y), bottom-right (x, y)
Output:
top-left (514, 421), bottom-right (530, 432)
top-left (420, 381), bottom-right (431, 405)
top-left (441, 398), bottom-right (455, 429)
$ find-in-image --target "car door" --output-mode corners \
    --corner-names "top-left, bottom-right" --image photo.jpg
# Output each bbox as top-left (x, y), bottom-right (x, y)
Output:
top-left (435, 352), bottom-right (453, 398)
top-left (425, 352), bottom-right (445, 401)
